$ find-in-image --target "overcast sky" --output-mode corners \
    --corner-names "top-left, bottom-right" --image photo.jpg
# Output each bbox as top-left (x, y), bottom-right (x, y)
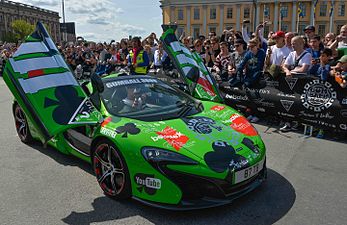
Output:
top-left (13, 0), bottom-right (163, 42)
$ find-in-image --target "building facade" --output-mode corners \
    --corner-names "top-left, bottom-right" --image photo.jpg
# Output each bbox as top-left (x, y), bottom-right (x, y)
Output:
top-left (160, 0), bottom-right (347, 38)
top-left (0, 0), bottom-right (60, 42)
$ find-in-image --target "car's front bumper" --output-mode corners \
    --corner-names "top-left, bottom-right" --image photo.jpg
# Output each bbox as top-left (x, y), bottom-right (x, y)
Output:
top-left (132, 164), bottom-right (267, 210)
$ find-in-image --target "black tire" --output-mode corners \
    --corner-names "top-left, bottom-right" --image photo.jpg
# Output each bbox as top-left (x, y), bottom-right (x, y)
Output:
top-left (13, 104), bottom-right (33, 144)
top-left (92, 139), bottom-right (131, 200)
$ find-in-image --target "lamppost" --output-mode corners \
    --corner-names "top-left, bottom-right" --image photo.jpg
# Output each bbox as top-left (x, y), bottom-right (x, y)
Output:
top-left (253, 0), bottom-right (258, 31)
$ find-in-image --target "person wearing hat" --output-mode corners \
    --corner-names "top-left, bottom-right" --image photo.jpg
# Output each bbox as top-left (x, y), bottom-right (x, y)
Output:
top-left (333, 55), bottom-right (347, 88)
top-left (304, 25), bottom-right (316, 40)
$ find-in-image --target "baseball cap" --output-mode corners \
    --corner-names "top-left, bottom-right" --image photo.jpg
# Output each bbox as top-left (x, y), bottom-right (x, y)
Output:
top-left (272, 31), bottom-right (285, 38)
top-left (338, 55), bottom-right (347, 63)
top-left (304, 25), bottom-right (315, 32)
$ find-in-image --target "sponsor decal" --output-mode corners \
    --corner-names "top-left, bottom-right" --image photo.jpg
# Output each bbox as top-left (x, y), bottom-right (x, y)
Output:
top-left (302, 118), bottom-right (336, 128)
top-left (134, 173), bottom-right (161, 195)
top-left (235, 104), bottom-right (247, 109)
top-left (280, 100), bottom-right (295, 112)
top-left (245, 87), bottom-right (270, 95)
top-left (211, 105), bottom-right (225, 111)
top-left (101, 117), bottom-right (112, 127)
top-left (106, 78), bottom-right (158, 88)
top-left (342, 98), bottom-right (347, 105)
top-left (340, 109), bottom-right (347, 118)
top-left (266, 80), bottom-right (280, 87)
top-left (277, 112), bottom-right (295, 118)
top-left (298, 111), bottom-right (335, 119)
top-left (182, 117), bottom-right (222, 134)
top-left (300, 80), bottom-right (337, 112)
top-left (228, 114), bottom-right (258, 136)
top-left (204, 141), bottom-right (249, 173)
top-left (285, 77), bottom-right (298, 90)
top-left (257, 107), bottom-right (266, 112)
top-left (100, 127), bottom-right (117, 138)
top-left (225, 94), bottom-right (249, 101)
top-left (69, 98), bottom-right (100, 124)
top-left (340, 124), bottom-right (347, 130)
top-left (154, 126), bottom-right (189, 151)
top-left (277, 92), bottom-right (296, 98)
top-left (115, 123), bottom-right (140, 138)
top-left (253, 98), bottom-right (275, 108)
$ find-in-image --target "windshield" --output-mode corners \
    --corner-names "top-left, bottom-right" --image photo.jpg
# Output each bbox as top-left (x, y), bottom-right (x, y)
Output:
top-left (101, 76), bottom-right (202, 120)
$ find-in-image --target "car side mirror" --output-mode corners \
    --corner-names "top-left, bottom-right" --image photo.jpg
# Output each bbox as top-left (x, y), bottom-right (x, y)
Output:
top-left (91, 73), bottom-right (104, 93)
top-left (186, 67), bottom-right (199, 83)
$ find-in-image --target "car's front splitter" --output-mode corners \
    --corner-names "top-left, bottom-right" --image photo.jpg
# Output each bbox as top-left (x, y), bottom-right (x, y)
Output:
top-left (132, 167), bottom-right (267, 210)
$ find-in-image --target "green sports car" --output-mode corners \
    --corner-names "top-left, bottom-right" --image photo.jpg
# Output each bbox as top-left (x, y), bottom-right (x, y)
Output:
top-left (2, 23), bottom-right (266, 209)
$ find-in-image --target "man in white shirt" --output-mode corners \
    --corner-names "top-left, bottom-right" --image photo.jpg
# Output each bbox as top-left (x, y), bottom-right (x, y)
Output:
top-left (266, 31), bottom-right (291, 67)
top-left (153, 42), bottom-right (168, 68)
top-left (282, 36), bottom-right (312, 76)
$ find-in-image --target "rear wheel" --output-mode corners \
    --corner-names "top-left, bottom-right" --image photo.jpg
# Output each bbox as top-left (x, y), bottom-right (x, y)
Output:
top-left (13, 104), bottom-right (33, 143)
top-left (92, 140), bottom-right (131, 200)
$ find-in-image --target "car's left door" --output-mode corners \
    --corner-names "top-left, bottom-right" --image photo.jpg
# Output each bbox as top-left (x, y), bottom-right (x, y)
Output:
top-left (2, 22), bottom-right (103, 144)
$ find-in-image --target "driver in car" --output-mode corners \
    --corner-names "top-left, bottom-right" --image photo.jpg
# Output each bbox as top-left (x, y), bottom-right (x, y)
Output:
top-left (119, 86), bottom-right (146, 113)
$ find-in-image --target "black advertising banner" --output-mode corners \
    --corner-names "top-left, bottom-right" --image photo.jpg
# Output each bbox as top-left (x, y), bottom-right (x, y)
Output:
top-left (219, 75), bottom-right (347, 132)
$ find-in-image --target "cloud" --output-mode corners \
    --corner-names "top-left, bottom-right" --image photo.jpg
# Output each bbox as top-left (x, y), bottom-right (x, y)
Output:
top-left (86, 18), bottom-right (111, 25)
top-left (25, 0), bottom-right (59, 7)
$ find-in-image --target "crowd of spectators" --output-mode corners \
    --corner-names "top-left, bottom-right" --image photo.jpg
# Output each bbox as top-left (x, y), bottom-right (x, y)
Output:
top-left (1, 22), bottom-right (347, 136)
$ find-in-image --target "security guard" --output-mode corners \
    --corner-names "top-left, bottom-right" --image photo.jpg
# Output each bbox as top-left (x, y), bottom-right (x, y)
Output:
top-left (128, 37), bottom-right (149, 75)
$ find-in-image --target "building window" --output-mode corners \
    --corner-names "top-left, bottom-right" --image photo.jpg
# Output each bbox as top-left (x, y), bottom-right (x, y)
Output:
top-left (244, 7), bottom-right (250, 19)
top-left (320, 2), bottom-right (327, 17)
top-left (193, 27), bottom-right (200, 39)
top-left (194, 8), bottom-right (200, 20)
top-left (209, 26), bottom-right (216, 34)
top-left (281, 23), bottom-right (289, 32)
top-left (298, 24), bottom-right (307, 34)
top-left (227, 7), bottom-right (233, 19)
top-left (225, 24), bottom-right (233, 30)
top-left (280, 5), bottom-right (288, 18)
top-left (318, 24), bottom-right (326, 34)
top-left (210, 7), bottom-right (216, 19)
top-left (264, 5), bottom-right (270, 19)
top-left (178, 9), bottom-right (184, 20)
top-left (338, 1), bottom-right (345, 16)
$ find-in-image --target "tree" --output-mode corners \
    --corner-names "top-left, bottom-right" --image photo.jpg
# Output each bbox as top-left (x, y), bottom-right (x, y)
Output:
top-left (11, 20), bottom-right (35, 41)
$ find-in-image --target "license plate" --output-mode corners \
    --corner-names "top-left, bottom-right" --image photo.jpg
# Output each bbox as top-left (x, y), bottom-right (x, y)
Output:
top-left (234, 158), bottom-right (265, 184)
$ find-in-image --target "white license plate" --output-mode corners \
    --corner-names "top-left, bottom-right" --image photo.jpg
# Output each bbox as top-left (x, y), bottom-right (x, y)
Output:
top-left (234, 158), bottom-right (265, 184)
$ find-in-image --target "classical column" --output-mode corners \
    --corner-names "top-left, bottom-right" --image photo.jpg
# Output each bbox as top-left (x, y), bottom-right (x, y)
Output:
top-left (292, 2), bottom-right (297, 32)
top-left (170, 6), bottom-right (175, 23)
top-left (236, 4), bottom-right (241, 30)
top-left (274, 1), bottom-right (279, 31)
top-left (310, 0), bottom-right (315, 25)
top-left (186, 6), bottom-right (191, 36)
top-left (219, 4), bottom-right (224, 34)
top-left (203, 5), bottom-right (207, 36)
top-left (256, 2), bottom-right (261, 26)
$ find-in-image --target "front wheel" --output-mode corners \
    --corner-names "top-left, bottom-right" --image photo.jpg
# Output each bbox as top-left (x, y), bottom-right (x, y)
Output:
top-left (92, 140), bottom-right (131, 200)
top-left (13, 104), bottom-right (33, 143)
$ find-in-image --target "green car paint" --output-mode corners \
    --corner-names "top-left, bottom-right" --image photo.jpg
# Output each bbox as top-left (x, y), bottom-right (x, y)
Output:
top-left (160, 25), bottom-right (224, 103)
top-left (3, 22), bottom-right (266, 208)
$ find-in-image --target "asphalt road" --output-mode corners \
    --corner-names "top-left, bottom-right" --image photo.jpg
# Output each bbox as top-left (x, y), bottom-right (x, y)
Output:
top-left (0, 77), bottom-right (346, 225)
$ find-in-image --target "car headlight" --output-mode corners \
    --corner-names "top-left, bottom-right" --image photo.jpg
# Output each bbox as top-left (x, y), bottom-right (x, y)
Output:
top-left (142, 147), bottom-right (198, 165)
top-left (242, 137), bottom-right (260, 154)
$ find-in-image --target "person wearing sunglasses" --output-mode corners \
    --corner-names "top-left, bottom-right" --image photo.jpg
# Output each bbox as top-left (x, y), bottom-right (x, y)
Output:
top-left (229, 38), bottom-right (265, 88)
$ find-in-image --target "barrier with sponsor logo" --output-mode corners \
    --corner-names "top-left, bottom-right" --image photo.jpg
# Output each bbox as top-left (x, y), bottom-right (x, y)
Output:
top-left (219, 75), bottom-right (347, 132)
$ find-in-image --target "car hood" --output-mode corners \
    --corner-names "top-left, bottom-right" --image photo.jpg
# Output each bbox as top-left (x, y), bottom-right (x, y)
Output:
top-left (101, 101), bottom-right (265, 172)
